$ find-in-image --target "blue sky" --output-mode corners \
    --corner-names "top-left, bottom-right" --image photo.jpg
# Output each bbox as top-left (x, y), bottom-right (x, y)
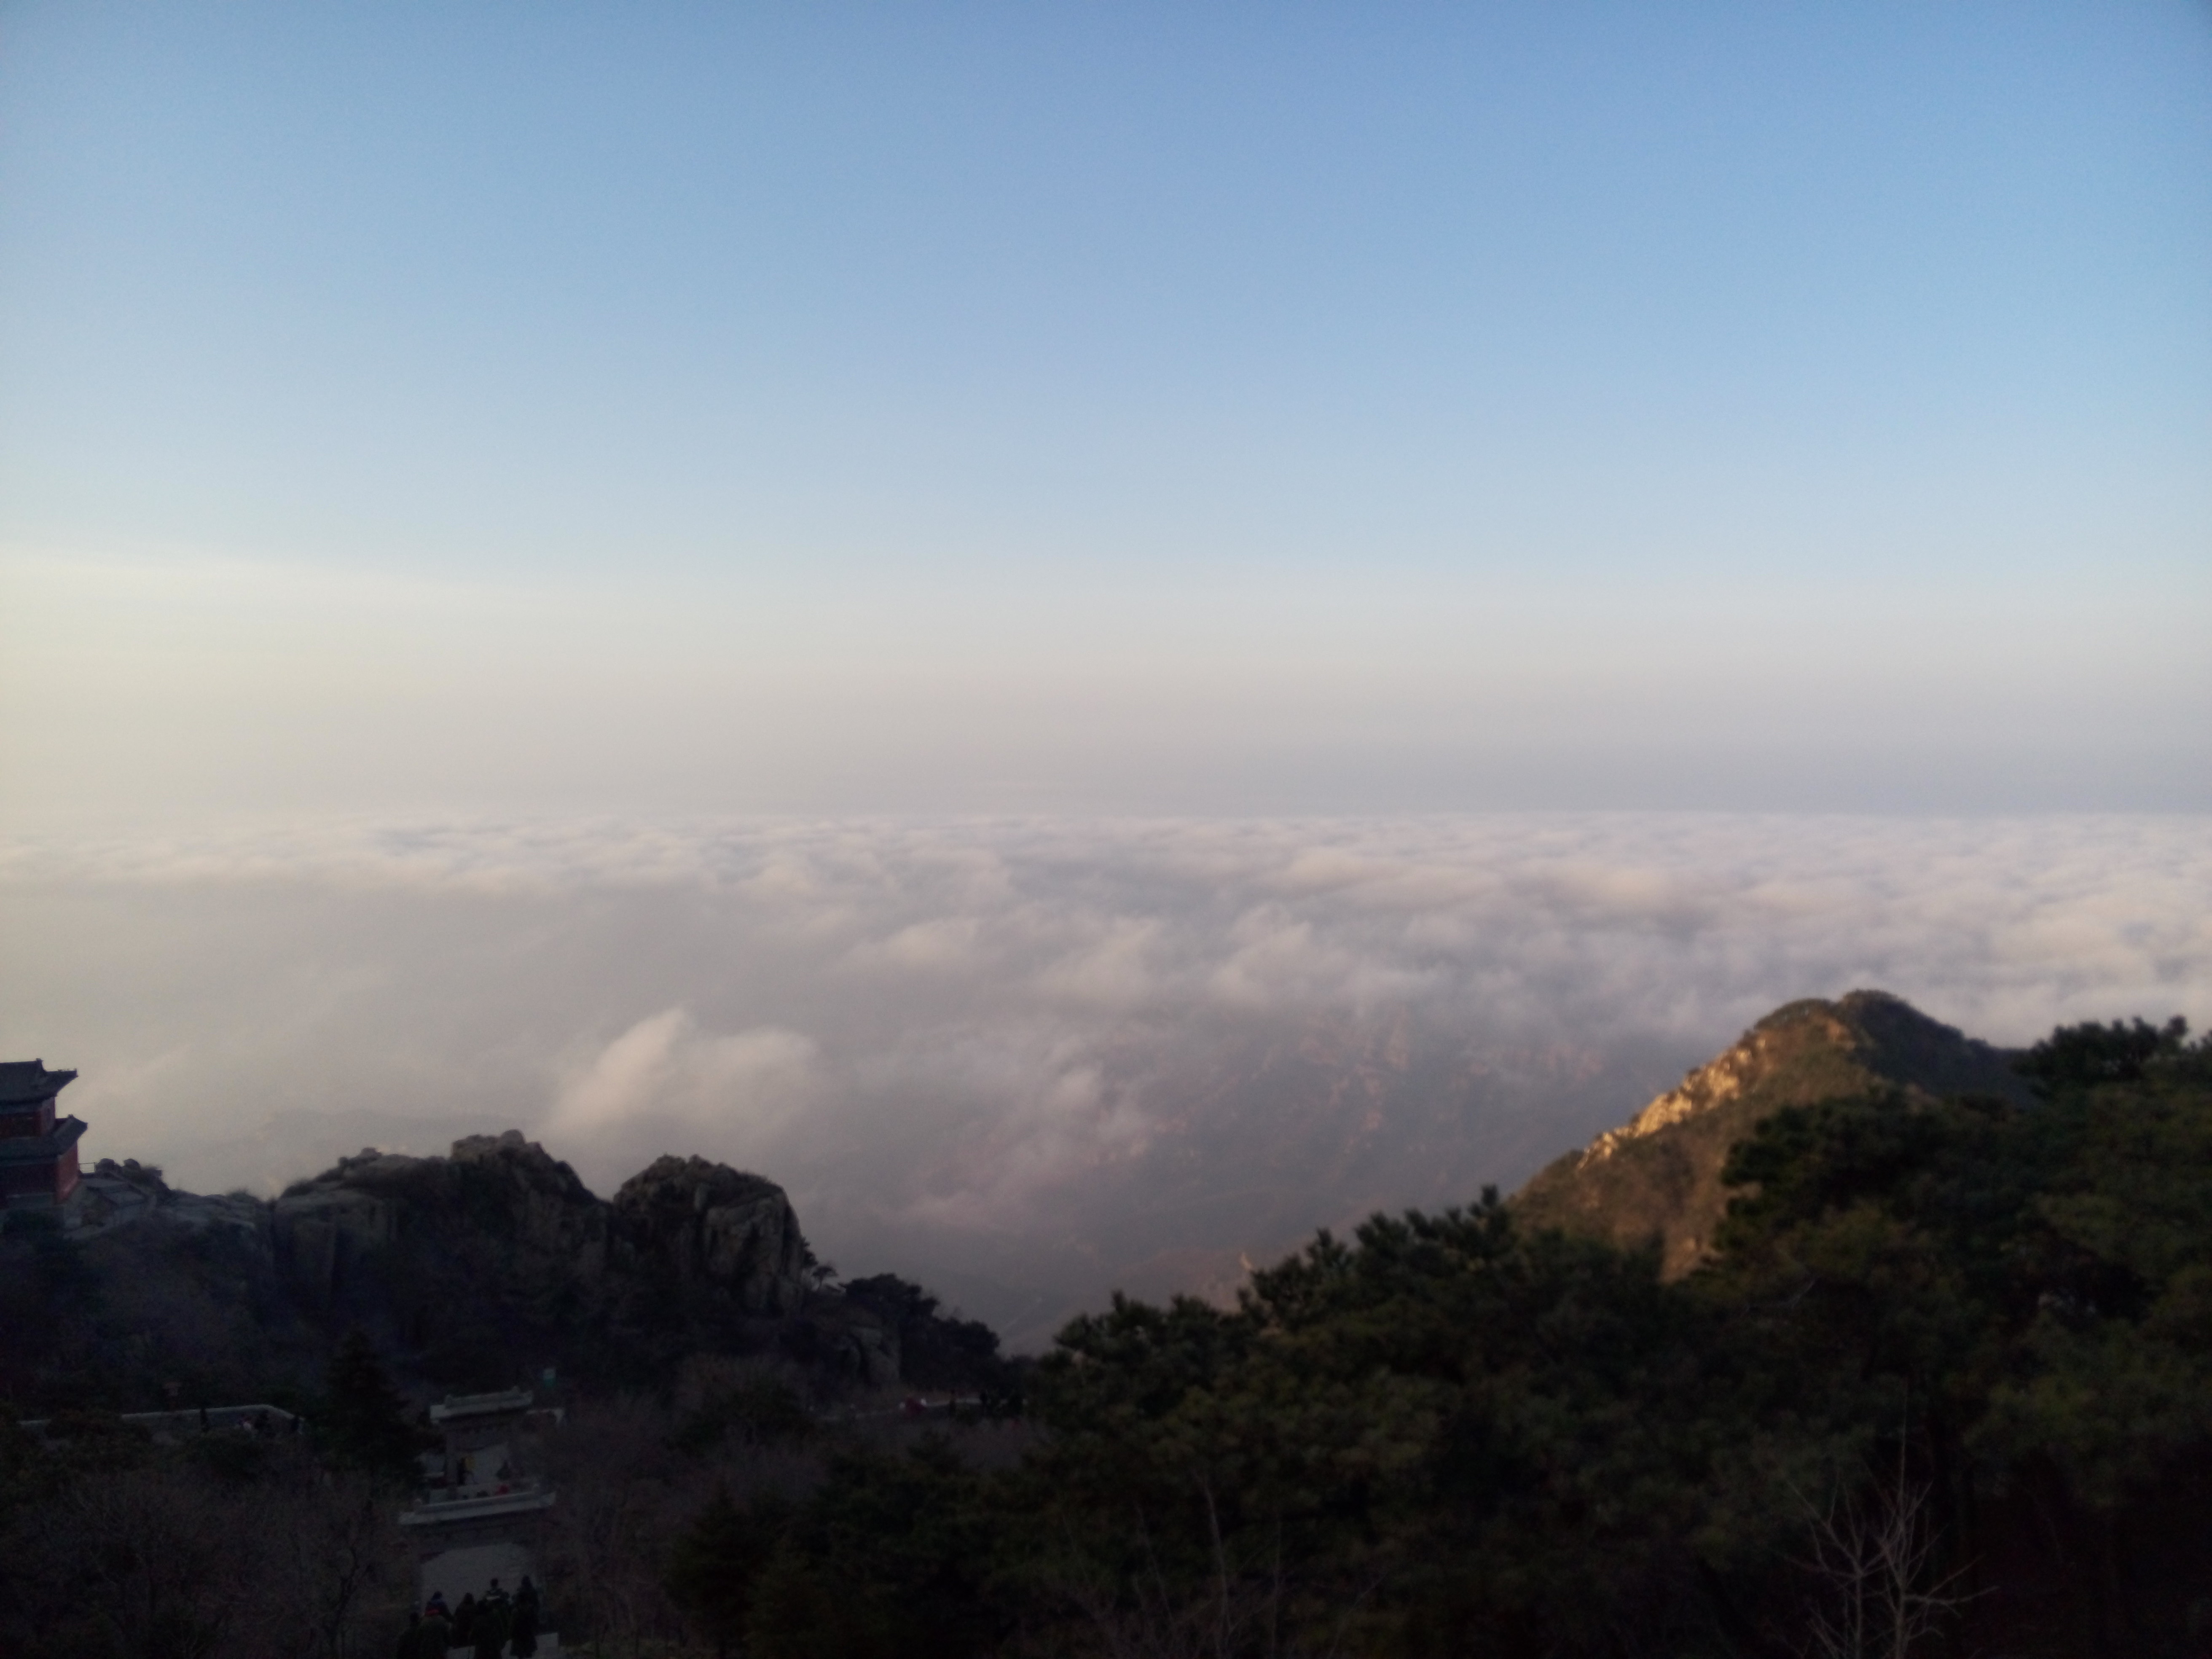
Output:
top-left (2, 1), bottom-right (2207, 816)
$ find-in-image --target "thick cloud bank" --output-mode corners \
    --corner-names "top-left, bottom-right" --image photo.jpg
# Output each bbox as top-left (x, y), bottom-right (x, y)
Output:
top-left (4, 814), bottom-right (2206, 1344)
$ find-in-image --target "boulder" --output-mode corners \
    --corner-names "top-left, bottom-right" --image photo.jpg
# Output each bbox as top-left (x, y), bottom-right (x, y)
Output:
top-left (273, 1182), bottom-right (396, 1307)
top-left (611, 1156), bottom-right (809, 1314)
top-left (273, 1133), bottom-right (611, 1315)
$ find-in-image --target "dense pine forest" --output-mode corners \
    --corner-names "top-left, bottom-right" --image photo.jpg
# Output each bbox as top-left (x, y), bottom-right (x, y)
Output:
top-left (5, 1013), bottom-right (2210, 1657)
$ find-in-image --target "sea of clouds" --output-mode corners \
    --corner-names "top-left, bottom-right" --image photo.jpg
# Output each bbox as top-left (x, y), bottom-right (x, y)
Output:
top-left (3, 813), bottom-right (2207, 1342)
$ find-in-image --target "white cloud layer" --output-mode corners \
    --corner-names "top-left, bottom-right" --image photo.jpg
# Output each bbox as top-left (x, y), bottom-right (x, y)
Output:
top-left (3, 813), bottom-right (2206, 1342)
top-left (548, 1010), bottom-right (819, 1144)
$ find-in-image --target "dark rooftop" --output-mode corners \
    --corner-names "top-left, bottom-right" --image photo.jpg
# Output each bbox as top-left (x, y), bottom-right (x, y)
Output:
top-left (0, 1062), bottom-right (77, 1106)
top-left (0, 1118), bottom-right (86, 1163)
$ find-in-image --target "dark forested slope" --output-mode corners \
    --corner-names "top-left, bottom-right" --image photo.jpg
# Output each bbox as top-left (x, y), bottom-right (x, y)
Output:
top-left (685, 1010), bottom-right (2212, 1659)
top-left (8, 1003), bottom-right (2212, 1659)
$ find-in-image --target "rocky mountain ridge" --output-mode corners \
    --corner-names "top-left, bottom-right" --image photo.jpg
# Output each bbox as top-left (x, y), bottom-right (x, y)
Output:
top-left (1512, 989), bottom-right (2035, 1275)
top-left (3, 1132), bottom-right (1004, 1412)
top-left (274, 1134), bottom-right (808, 1317)
top-left (11, 989), bottom-right (2029, 1409)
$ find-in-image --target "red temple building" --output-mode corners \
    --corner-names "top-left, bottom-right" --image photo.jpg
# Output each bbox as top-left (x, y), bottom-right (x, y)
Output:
top-left (0, 1061), bottom-right (85, 1213)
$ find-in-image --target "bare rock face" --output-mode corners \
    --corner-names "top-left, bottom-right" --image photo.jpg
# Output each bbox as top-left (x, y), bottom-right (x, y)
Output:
top-left (271, 1132), bottom-right (612, 1312)
top-left (611, 1155), bottom-right (809, 1315)
top-left (73, 1158), bottom-right (268, 1244)
top-left (797, 1301), bottom-right (902, 1388)
top-left (272, 1178), bottom-right (398, 1307)
top-left (445, 1131), bottom-right (612, 1282)
top-left (66, 1120), bottom-right (984, 1399)
top-left (27, 1125), bottom-right (1014, 1403)
top-left (264, 1134), bottom-right (814, 1382)
top-left (1512, 990), bottom-right (2032, 1277)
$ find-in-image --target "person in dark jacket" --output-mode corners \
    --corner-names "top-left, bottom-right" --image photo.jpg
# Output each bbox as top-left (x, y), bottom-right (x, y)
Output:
top-left (509, 1578), bottom-right (540, 1658)
top-left (470, 1592), bottom-right (509, 1659)
top-left (419, 1600), bottom-right (454, 1657)
top-left (451, 1592), bottom-right (477, 1647)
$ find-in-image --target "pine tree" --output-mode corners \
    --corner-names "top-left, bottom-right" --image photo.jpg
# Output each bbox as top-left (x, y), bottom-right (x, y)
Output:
top-left (666, 1488), bottom-right (779, 1657)
top-left (323, 1329), bottom-right (417, 1482)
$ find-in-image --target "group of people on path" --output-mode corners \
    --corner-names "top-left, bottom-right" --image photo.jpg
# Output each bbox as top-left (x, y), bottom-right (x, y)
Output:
top-left (397, 1576), bottom-right (542, 1659)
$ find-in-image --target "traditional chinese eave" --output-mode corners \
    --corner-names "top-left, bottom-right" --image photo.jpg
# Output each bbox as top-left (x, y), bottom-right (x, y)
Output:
top-left (0, 1062), bottom-right (78, 1106)
top-left (0, 1118), bottom-right (86, 1165)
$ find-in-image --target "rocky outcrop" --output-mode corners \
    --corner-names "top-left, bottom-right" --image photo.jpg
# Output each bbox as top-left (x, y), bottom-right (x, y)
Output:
top-left (1513, 991), bottom-right (2032, 1277)
top-left (790, 1300), bottom-right (903, 1389)
top-left (71, 1158), bottom-right (270, 1246)
top-left (273, 1180), bottom-right (396, 1306)
top-left (272, 1132), bottom-right (610, 1311)
top-left (610, 1155), bottom-right (808, 1314)
top-left (29, 1130), bottom-right (1004, 1402)
top-left (256, 1132), bottom-right (854, 1385)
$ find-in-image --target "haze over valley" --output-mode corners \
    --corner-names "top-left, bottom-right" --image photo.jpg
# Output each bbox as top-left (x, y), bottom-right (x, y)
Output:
top-left (8, 811), bottom-right (2202, 1345)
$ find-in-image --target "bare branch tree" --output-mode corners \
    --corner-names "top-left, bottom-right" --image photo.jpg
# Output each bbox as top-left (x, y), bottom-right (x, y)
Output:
top-left (261, 1465), bottom-right (411, 1659)
top-left (1794, 1458), bottom-right (1974, 1659)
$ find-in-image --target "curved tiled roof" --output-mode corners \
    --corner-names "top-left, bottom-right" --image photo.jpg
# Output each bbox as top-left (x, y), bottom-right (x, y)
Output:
top-left (0, 1061), bottom-right (77, 1106)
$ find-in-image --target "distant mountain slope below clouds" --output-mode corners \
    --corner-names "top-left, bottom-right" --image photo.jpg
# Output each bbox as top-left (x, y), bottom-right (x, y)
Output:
top-left (813, 1009), bottom-right (1700, 1348)
top-left (1093, 1012), bottom-right (1693, 1246)
top-left (1511, 989), bottom-right (2035, 1277)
